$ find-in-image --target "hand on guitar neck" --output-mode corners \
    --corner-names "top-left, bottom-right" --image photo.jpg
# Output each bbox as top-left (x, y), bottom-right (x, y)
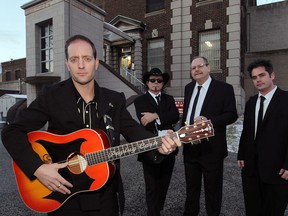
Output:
top-left (157, 130), bottom-right (181, 154)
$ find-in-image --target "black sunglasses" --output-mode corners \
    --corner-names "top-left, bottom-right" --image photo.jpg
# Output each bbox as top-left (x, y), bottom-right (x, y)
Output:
top-left (148, 79), bottom-right (163, 83)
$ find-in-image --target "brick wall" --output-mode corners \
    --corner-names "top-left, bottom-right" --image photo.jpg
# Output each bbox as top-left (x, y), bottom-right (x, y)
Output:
top-left (1, 58), bottom-right (26, 82)
top-left (191, 0), bottom-right (229, 81)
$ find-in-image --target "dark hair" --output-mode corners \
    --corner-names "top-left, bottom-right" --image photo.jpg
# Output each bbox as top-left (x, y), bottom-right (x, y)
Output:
top-left (65, 35), bottom-right (97, 60)
top-left (247, 59), bottom-right (273, 78)
top-left (192, 56), bottom-right (209, 65)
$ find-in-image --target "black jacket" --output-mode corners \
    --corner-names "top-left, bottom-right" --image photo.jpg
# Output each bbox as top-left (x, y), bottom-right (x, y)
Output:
top-left (134, 92), bottom-right (179, 164)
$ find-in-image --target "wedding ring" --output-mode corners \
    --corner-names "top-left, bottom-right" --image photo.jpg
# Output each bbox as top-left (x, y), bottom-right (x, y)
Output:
top-left (57, 184), bottom-right (61, 188)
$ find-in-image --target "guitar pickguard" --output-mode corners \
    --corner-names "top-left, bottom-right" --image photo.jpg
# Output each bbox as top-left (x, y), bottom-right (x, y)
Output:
top-left (36, 138), bottom-right (94, 204)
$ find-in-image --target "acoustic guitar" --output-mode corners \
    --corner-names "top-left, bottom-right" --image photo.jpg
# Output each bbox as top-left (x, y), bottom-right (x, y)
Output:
top-left (13, 120), bottom-right (214, 213)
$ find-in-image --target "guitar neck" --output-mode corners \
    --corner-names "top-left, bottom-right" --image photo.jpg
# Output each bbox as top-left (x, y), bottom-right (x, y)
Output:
top-left (85, 133), bottom-right (178, 166)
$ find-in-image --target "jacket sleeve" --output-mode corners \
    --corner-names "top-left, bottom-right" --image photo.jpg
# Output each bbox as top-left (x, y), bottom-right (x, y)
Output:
top-left (119, 94), bottom-right (166, 164)
top-left (1, 92), bottom-right (50, 179)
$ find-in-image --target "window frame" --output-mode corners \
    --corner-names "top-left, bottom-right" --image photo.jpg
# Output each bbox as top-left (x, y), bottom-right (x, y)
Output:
top-left (5, 71), bottom-right (11, 81)
top-left (146, 0), bottom-right (164, 13)
top-left (147, 38), bottom-right (165, 73)
top-left (15, 69), bottom-right (21, 80)
top-left (39, 20), bottom-right (53, 73)
top-left (199, 29), bottom-right (221, 72)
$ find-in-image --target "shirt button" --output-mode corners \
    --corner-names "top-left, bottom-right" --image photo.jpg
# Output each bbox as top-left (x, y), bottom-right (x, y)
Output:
top-left (86, 111), bottom-right (89, 113)
top-left (86, 125), bottom-right (89, 128)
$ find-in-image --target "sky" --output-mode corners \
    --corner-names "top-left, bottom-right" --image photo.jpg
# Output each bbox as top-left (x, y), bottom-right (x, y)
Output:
top-left (0, 0), bottom-right (28, 64)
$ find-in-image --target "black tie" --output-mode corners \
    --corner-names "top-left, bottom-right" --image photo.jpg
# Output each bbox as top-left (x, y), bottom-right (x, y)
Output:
top-left (156, 95), bottom-right (161, 105)
top-left (190, 86), bottom-right (202, 124)
top-left (256, 96), bottom-right (265, 139)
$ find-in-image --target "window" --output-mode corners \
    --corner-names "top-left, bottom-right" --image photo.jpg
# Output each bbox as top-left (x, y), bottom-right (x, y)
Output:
top-left (147, 38), bottom-right (165, 72)
top-left (257, 0), bottom-right (285, 5)
top-left (40, 22), bottom-right (53, 73)
top-left (146, 0), bottom-right (164, 13)
top-left (15, 70), bottom-right (21, 80)
top-left (199, 30), bottom-right (221, 71)
top-left (5, 71), bottom-right (11, 81)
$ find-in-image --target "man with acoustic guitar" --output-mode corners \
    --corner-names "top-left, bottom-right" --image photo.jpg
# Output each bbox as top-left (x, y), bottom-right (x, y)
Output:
top-left (1, 34), bottom-right (182, 216)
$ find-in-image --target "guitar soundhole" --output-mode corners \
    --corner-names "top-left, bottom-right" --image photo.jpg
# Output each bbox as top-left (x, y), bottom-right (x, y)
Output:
top-left (67, 153), bottom-right (88, 174)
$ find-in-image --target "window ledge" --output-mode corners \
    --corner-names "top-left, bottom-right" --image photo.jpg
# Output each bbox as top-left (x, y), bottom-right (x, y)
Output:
top-left (145, 9), bottom-right (166, 18)
top-left (196, 0), bottom-right (223, 7)
top-left (210, 69), bottom-right (222, 73)
top-left (25, 75), bottom-right (60, 84)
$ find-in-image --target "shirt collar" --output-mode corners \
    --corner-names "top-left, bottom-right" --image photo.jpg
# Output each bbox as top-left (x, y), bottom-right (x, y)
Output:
top-left (258, 86), bottom-right (277, 102)
top-left (148, 91), bottom-right (161, 98)
top-left (196, 76), bottom-right (212, 90)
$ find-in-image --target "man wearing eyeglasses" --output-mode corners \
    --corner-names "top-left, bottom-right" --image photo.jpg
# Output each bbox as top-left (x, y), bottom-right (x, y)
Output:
top-left (181, 56), bottom-right (238, 216)
top-left (134, 68), bottom-right (179, 216)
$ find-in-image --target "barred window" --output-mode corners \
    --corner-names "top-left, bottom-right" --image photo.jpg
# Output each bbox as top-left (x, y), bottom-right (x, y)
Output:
top-left (199, 30), bottom-right (221, 71)
top-left (40, 21), bottom-right (53, 73)
top-left (147, 38), bottom-right (164, 72)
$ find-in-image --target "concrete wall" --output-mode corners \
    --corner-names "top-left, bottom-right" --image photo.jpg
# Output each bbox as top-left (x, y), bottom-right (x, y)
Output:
top-left (247, 2), bottom-right (288, 52)
top-left (96, 63), bottom-right (139, 120)
top-left (23, 0), bottom-right (106, 104)
top-left (245, 1), bottom-right (288, 100)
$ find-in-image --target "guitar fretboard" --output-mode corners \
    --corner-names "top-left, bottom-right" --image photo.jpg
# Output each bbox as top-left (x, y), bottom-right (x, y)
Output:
top-left (85, 133), bottom-right (178, 166)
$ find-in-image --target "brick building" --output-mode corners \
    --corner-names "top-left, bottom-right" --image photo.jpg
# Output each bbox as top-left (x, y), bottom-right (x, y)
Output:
top-left (88, 0), bottom-right (245, 113)
top-left (3, 0), bottom-right (288, 115)
top-left (0, 58), bottom-right (26, 95)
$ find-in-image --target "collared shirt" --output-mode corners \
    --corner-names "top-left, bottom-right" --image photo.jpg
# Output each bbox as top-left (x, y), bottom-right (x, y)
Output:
top-left (254, 86), bottom-right (277, 136)
top-left (76, 97), bottom-right (98, 129)
top-left (186, 76), bottom-right (212, 124)
top-left (147, 91), bottom-right (165, 135)
top-left (148, 91), bottom-right (161, 105)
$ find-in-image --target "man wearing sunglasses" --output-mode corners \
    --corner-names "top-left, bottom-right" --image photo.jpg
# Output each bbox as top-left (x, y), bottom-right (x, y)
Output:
top-left (134, 68), bottom-right (179, 216)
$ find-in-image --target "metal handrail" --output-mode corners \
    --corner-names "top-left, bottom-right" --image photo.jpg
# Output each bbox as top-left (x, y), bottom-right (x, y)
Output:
top-left (120, 68), bottom-right (146, 93)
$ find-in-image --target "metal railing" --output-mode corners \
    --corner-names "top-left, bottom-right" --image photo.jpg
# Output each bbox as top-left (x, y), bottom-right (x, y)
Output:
top-left (120, 68), bottom-right (146, 93)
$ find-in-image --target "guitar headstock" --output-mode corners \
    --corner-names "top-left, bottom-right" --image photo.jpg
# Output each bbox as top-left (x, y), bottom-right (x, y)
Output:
top-left (177, 120), bottom-right (214, 143)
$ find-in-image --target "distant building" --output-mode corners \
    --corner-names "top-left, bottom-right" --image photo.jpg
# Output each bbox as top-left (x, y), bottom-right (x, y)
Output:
top-left (0, 58), bottom-right (26, 96)
top-left (0, 94), bottom-right (27, 121)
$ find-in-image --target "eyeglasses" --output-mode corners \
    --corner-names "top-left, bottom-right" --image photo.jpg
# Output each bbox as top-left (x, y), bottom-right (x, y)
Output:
top-left (148, 79), bottom-right (163, 83)
top-left (191, 63), bottom-right (208, 71)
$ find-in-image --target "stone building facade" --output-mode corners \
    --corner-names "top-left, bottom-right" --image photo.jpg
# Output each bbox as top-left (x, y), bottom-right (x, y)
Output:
top-left (89, 0), bottom-right (245, 114)
top-left (3, 0), bottom-right (288, 115)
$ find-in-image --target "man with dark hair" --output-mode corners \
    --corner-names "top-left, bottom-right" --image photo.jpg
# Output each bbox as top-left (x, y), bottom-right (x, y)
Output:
top-left (134, 68), bottom-right (179, 216)
top-left (182, 56), bottom-right (238, 215)
top-left (237, 59), bottom-right (288, 215)
top-left (1, 34), bottom-right (181, 216)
